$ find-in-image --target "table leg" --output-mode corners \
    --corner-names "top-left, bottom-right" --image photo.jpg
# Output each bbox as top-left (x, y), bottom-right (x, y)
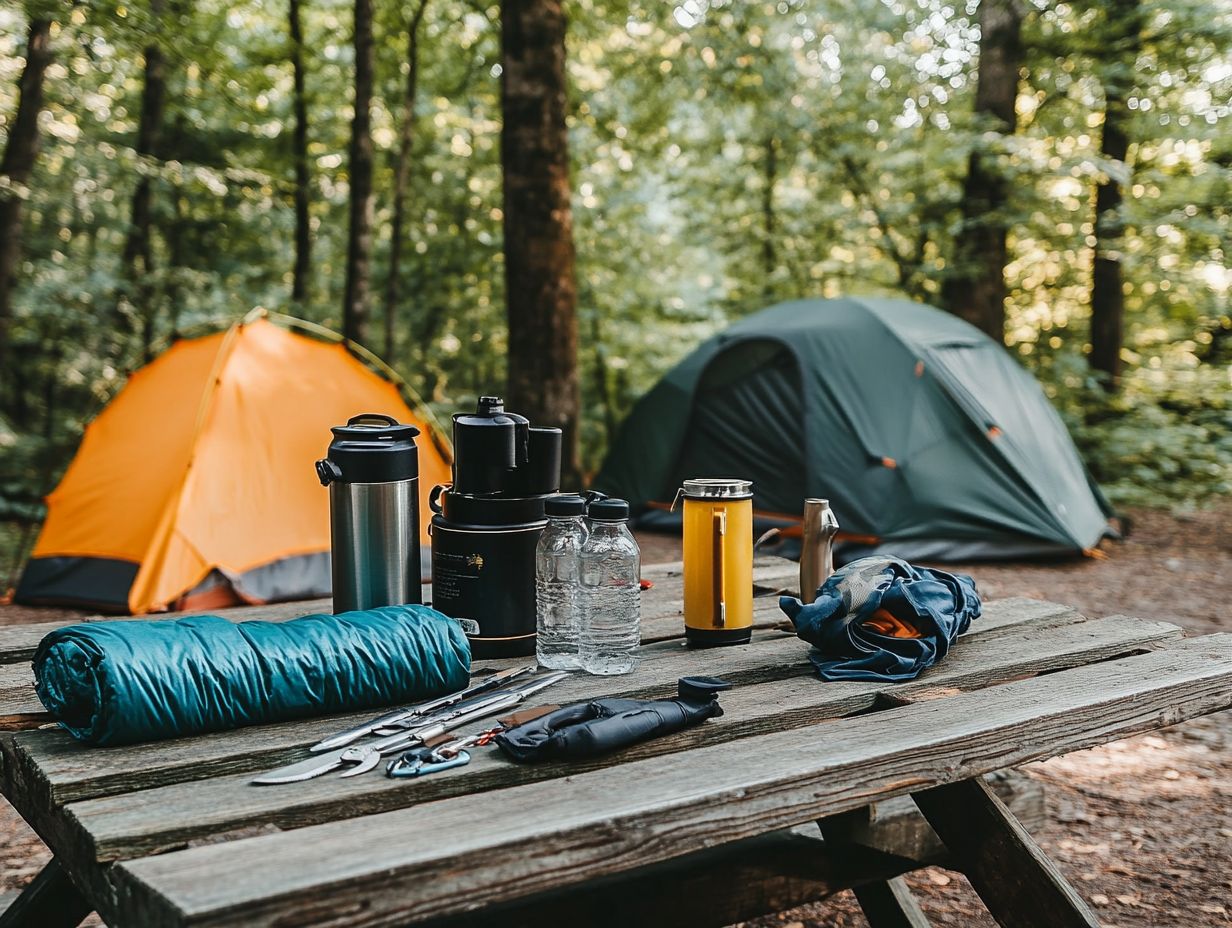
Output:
top-left (852, 876), bottom-right (933, 928)
top-left (0, 857), bottom-right (92, 928)
top-left (911, 777), bottom-right (1099, 928)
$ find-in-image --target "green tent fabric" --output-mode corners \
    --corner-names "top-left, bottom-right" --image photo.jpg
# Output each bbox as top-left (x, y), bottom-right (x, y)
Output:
top-left (595, 297), bottom-right (1113, 561)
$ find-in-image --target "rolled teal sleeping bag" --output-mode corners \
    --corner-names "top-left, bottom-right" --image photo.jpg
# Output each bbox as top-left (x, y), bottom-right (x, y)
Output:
top-left (33, 604), bottom-right (471, 746)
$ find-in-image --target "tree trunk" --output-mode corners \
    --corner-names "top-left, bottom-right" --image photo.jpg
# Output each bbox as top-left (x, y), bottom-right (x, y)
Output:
top-left (342, 0), bottom-right (375, 347)
top-left (123, 0), bottom-right (168, 363)
top-left (1089, 0), bottom-right (1142, 389)
top-left (289, 0), bottom-right (312, 306)
top-left (940, 0), bottom-right (1024, 342)
top-left (167, 190), bottom-right (187, 337)
top-left (589, 309), bottom-right (616, 460)
top-left (500, 0), bottom-right (581, 488)
top-left (762, 135), bottom-right (778, 298)
top-left (0, 17), bottom-right (52, 403)
top-left (383, 0), bottom-right (429, 361)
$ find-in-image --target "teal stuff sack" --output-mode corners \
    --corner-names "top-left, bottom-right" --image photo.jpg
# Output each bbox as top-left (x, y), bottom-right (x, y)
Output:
top-left (33, 604), bottom-right (471, 746)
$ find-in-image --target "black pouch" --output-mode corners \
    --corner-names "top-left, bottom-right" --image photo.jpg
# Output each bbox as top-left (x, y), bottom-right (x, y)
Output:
top-left (494, 676), bottom-right (732, 763)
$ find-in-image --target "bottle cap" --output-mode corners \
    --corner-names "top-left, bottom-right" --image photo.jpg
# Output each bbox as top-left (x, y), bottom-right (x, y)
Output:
top-left (545, 494), bottom-right (587, 517)
top-left (588, 498), bottom-right (630, 522)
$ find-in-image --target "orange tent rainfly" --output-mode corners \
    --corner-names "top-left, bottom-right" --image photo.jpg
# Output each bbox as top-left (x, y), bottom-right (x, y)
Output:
top-left (15, 313), bottom-right (451, 614)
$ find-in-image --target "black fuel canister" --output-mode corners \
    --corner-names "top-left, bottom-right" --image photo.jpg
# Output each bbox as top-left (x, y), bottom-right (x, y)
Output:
top-left (429, 397), bottom-right (562, 659)
top-left (429, 494), bottom-right (545, 658)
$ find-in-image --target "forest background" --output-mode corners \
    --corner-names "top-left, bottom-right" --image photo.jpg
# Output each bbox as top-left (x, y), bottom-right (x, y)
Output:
top-left (1, 0), bottom-right (1230, 580)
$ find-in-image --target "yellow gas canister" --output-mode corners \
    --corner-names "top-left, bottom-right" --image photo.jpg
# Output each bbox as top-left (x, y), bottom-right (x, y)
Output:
top-left (673, 478), bottom-right (754, 646)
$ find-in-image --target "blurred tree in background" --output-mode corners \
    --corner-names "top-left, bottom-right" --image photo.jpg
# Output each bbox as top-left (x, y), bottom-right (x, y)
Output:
top-left (0, 0), bottom-right (1230, 578)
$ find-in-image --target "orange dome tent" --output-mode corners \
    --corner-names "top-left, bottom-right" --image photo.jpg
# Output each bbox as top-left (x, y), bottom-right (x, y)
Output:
top-left (15, 312), bottom-right (452, 614)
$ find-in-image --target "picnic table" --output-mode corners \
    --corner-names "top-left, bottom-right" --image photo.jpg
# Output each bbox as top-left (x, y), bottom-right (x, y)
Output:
top-left (0, 555), bottom-right (1229, 928)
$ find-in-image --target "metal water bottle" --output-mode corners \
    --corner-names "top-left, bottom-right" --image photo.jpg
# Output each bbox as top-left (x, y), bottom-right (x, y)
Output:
top-left (800, 498), bottom-right (839, 605)
top-left (315, 414), bottom-right (422, 613)
top-left (674, 478), bottom-right (755, 647)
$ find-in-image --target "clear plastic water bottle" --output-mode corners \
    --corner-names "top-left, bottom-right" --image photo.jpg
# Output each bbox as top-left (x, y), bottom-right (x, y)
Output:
top-left (579, 498), bottom-right (641, 675)
top-left (535, 494), bottom-right (589, 669)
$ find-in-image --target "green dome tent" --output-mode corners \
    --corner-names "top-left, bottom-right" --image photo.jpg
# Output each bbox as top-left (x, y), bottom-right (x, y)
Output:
top-left (595, 297), bottom-right (1113, 561)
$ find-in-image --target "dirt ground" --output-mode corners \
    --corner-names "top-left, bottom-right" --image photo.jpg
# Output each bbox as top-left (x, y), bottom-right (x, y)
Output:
top-left (0, 503), bottom-right (1229, 925)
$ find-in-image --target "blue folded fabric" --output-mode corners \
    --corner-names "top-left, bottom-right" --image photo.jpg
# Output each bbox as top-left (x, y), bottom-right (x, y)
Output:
top-left (33, 604), bottom-right (471, 746)
top-left (780, 556), bottom-right (980, 682)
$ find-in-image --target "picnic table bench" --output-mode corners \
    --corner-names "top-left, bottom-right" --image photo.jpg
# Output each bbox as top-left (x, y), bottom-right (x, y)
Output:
top-left (0, 555), bottom-right (1229, 928)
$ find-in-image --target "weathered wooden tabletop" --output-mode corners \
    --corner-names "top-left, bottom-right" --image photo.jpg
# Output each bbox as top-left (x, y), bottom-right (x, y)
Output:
top-left (0, 555), bottom-right (1229, 928)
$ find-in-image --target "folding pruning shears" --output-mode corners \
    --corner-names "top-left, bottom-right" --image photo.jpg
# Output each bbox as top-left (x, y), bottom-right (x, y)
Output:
top-left (250, 670), bottom-right (567, 785)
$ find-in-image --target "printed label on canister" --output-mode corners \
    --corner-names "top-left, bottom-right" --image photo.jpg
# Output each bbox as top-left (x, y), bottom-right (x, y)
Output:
top-left (452, 617), bottom-right (481, 635)
top-left (432, 550), bottom-right (486, 603)
top-left (431, 522), bottom-right (541, 643)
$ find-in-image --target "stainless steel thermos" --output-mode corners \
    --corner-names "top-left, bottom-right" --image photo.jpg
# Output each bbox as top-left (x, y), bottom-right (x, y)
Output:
top-left (316, 414), bottom-right (422, 613)
top-left (430, 396), bottom-right (562, 659)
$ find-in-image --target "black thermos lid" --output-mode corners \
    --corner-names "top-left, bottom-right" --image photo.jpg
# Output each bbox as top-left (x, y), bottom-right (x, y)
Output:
top-left (316, 413), bottom-right (420, 485)
top-left (452, 396), bottom-right (527, 495)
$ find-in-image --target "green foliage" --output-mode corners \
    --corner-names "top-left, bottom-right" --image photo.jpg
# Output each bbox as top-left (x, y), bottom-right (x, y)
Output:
top-left (0, 0), bottom-right (1230, 585)
top-left (1042, 352), bottom-right (1232, 507)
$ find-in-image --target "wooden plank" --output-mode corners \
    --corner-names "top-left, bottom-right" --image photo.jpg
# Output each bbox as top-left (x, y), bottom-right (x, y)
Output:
top-left (0, 594), bottom-right (1081, 735)
top-left (0, 664), bottom-right (44, 720)
top-left (428, 773), bottom-right (1045, 928)
top-left (640, 555), bottom-right (799, 592)
top-left (487, 779), bottom-right (1037, 928)
top-left (107, 635), bottom-right (1232, 928)
top-left (912, 777), bottom-right (1100, 928)
top-left (0, 591), bottom-right (1071, 733)
top-left (0, 558), bottom-right (799, 667)
top-left (12, 600), bottom-right (1096, 840)
top-left (53, 615), bottom-right (1178, 866)
top-left (3, 631), bottom-right (799, 807)
top-left (0, 594), bottom-right (812, 728)
top-left (0, 595), bottom-right (784, 726)
top-left (852, 877), bottom-right (932, 928)
top-left (0, 857), bottom-right (92, 928)
top-left (6, 597), bottom-right (1086, 811)
top-left (428, 833), bottom-right (908, 928)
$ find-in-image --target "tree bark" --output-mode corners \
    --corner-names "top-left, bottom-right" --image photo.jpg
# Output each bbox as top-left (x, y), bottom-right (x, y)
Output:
top-left (383, 0), bottom-right (429, 361)
top-left (500, 0), bottom-right (581, 488)
top-left (941, 0), bottom-right (1024, 342)
top-left (762, 135), bottom-right (778, 298)
top-left (1089, 0), bottom-right (1142, 389)
top-left (123, 0), bottom-right (168, 363)
top-left (342, 0), bottom-right (375, 346)
top-left (167, 190), bottom-right (187, 337)
top-left (0, 17), bottom-right (52, 402)
top-left (289, 0), bottom-right (312, 306)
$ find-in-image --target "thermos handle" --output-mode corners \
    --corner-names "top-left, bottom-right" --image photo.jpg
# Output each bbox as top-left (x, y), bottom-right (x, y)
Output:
top-left (315, 459), bottom-right (342, 486)
top-left (429, 483), bottom-right (449, 514)
top-left (346, 413), bottom-right (400, 428)
top-left (712, 509), bottom-right (726, 628)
